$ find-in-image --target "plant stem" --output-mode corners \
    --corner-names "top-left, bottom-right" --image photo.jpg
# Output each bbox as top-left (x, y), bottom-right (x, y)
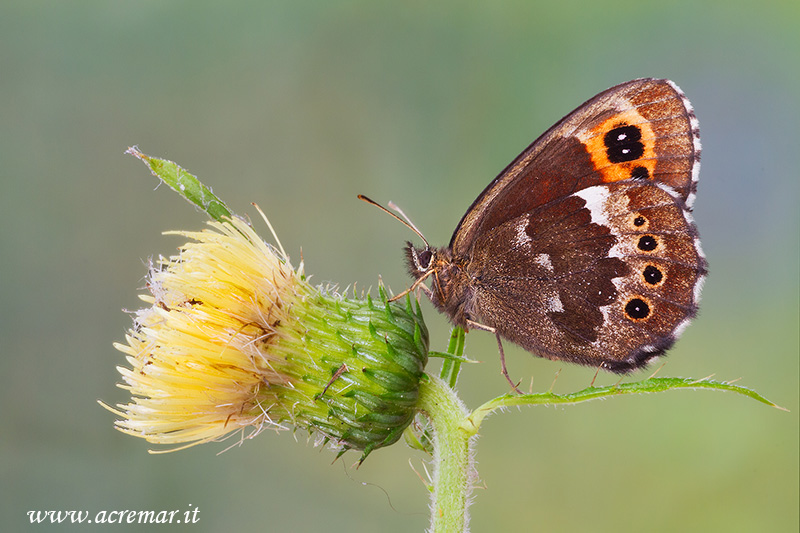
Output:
top-left (416, 375), bottom-right (472, 533)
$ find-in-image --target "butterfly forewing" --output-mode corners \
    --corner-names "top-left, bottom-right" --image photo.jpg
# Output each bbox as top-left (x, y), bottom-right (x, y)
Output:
top-left (450, 78), bottom-right (700, 256)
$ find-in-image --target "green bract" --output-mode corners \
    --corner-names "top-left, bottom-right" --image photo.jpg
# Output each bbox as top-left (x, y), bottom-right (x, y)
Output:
top-left (269, 287), bottom-right (429, 459)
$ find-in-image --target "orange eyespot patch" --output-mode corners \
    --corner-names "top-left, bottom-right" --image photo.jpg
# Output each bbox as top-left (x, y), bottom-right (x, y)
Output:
top-left (579, 108), bottom-right (657, 183)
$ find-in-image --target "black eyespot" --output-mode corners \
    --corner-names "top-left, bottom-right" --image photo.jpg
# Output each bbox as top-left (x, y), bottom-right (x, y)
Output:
top-left (637, 235), bottom-right (658, 251)
top-left (643, 265), bottom-right (663, 285)
top-left (416, 249), bottom-right (433, 270)
top-left (633, 215), bottom-right (646, 227)
top-left (630, 166), bottom-right (650, 180)
top-left (604, 125), bottom-right (645, 163)
top-left (605, 124), bottom-right (642, 144)
top-left (625, 298), bottom-right (651, 320)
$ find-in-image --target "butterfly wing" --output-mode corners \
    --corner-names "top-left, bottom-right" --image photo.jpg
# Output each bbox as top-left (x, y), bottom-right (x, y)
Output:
top-left (450, 78), bottom-right (701, 258)
top-left (465, 180), bottom-right (706, 370)
top-left (448, 78), bottom-right (705, 370)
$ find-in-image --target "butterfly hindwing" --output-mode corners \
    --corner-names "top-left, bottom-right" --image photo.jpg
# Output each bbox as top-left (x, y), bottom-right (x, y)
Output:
top-left (465, 180), bottom-right (705, 370)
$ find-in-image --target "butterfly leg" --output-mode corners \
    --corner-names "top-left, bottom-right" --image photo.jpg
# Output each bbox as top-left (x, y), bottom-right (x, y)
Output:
top-left (494, 333), bottom-right (524, 394)
top-left (388, 271), bottom-right (435, 302)
top-left (466, 319), bottom-right (523, 394)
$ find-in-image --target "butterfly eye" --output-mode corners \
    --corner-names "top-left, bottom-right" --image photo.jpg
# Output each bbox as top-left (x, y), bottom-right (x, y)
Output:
top-left (416, 249), bottom-right (433, 270)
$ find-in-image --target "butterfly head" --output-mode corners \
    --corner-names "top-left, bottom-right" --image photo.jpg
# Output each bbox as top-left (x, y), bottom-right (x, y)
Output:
top-left (405, 241), bottom-right (435, 278)
top-left (403, 242), bottom-right (471, 325)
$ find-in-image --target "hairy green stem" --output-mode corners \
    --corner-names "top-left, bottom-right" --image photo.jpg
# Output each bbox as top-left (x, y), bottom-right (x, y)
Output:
top-left (417, 373), bottom-right (782, 533)
top-left (416, 375), bottom-right (472, 533)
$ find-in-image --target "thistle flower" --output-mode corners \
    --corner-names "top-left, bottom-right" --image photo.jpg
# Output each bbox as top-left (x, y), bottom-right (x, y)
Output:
top-left (104, 215), bottom-right (428, 460)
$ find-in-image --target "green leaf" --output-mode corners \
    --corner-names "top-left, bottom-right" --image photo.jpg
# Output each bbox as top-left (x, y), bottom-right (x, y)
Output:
top-left (126, 146), bottom-right (232, 222)
top-left (439, 327), bottom-right (466, 388)
top-left (428, 350), bottom-right (476, 363)
top-left (463, 376), bottom-right (785, 435)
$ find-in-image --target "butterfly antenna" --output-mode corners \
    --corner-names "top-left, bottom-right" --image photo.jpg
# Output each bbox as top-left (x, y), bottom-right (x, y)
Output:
top-left (357, 195), bottom-right (430, 249)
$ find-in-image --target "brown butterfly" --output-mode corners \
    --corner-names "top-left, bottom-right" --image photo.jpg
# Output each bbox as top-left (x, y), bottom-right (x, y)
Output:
top-left (366, 78), bottom-right (706, 387)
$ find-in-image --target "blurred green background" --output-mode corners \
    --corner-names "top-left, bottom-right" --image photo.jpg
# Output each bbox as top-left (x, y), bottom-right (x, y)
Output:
top-left (2, 1), bottom-right (797, 531)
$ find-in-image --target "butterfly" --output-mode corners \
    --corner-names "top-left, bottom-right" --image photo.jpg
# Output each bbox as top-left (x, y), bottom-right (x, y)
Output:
top-left (366, 79), bottom-right (706, 386)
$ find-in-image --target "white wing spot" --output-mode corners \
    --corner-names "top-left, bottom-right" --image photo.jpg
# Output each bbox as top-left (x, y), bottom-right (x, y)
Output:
top-left (513, 219), bottom-right (532, 247)
top-left (546, 295), bottom-right (564, 313)
top-left (573, 186), bottom-right (610, 226)
top-left (534, 253), bottom-right (553, 271)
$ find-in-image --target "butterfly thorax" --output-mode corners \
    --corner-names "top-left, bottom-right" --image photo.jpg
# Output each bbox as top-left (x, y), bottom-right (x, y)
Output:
top-left (405, 242), bottom-right (474, 328)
